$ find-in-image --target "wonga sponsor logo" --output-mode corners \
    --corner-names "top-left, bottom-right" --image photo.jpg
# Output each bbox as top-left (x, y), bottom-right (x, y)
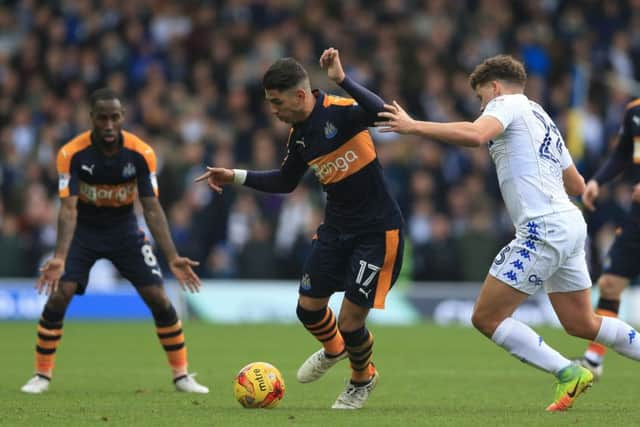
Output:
top-left (307, 130), bottom-right (377, 185)
top-left (310, 150), bottom-right (358, 182)
top-left (79, 180), bottom-right (137, 207)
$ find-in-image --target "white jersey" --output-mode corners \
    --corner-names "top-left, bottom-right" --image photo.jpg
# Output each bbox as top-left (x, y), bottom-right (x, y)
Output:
top-left (482, 94), bottom-right (578, 228)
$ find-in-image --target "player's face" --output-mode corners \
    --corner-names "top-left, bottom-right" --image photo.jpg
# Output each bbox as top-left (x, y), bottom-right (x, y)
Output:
top-left (265, 88), bottom-right (305, 124)
top-left (475, 81), bottom-right (499, 112)
top-left (91, 99), bottom-right (124, 144)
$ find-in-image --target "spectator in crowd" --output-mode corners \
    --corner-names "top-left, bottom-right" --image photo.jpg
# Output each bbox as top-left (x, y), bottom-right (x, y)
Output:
top-left (1, 0), bottom-right (639, 284)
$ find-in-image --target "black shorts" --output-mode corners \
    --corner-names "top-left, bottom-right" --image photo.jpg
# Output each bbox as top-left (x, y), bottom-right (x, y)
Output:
top-left (61, 222), bottom-right (163, 294)
top-left (603, 220), bottom-right (640, 280)
top-left (299, 224), bottom-right (404, 309)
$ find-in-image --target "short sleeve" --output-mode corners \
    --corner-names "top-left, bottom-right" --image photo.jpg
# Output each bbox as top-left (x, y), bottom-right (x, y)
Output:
top-left (136, 146), bottom-right (158, 198)
top-left (482, 96), bottom-right (516, 130)
top-left (56, 147), bottom-right (77, 198)
top-left (559, 138), bottom-right (573, 169)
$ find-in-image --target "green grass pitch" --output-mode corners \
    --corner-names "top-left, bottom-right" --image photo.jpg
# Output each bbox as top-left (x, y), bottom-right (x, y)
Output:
top-left (2, 322), bottom-right (638, 426)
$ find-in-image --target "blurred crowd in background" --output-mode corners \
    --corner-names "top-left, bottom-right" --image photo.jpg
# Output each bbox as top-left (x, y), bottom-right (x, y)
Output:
top-left (1, 0), bottom-right (640, 285)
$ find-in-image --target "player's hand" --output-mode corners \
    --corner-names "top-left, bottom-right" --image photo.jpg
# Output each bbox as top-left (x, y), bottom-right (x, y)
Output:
top-left (319, 47), bottom-right (346, 84)
top-left (193, 167), bottom-right (235, 194)
top-left (36, 257), bottom-right (65, 295)
top-left (169, 256), bottom-right (201, 293)
top-left (582, 180), bottom-right (600, 211)
top-left (375, 101), bottom-right (417, 134)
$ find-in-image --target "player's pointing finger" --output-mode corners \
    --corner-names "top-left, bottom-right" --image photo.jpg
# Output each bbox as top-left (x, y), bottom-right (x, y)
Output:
top-left (193, 171), bottom-right (211, 183)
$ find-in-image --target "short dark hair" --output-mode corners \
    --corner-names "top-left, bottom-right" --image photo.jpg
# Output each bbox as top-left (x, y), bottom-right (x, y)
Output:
top-left (262, 58), bottom-right (309, 91)
top-left (468, 55), bottom-right (527, 90)
top-left (90, 88), bottom-right (120, 109)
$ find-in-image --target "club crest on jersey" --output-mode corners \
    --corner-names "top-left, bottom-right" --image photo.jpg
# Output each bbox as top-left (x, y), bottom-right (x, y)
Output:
top-left (324, 121), bottom-right (337, 139)
top-left (122, 162), bottom-right (136, 178)
top-left (300, 273), bottom-right (311, 290)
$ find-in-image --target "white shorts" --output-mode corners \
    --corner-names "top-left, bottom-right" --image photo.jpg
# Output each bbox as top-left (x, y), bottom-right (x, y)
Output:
top-left (489, 209), bottom-right (591, 295)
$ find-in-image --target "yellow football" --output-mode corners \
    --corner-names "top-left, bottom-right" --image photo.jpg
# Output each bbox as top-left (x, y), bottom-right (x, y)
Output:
top-left (233, 362), bottom-right (285, 409)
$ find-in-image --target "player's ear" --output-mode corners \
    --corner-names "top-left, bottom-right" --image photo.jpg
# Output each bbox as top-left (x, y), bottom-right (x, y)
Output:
top-left (492, 80), bottom-right (501, 95)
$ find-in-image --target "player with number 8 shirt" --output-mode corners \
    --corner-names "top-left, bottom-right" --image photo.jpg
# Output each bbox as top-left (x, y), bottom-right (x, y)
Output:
top-left (20, 88), bottom-right (208, 395)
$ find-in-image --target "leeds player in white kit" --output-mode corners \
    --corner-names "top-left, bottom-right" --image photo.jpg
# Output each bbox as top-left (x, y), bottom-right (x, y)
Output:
top-left (377, 55), bottom-right (640, 411)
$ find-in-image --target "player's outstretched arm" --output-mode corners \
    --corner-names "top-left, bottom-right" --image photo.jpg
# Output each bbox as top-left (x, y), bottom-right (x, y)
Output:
top-left (193, 167), bottom-right (237, 193)
top-left (562, 164), bottom-right (586, 197)
top-left (376, 101), bottom-right (503, 147)
top-left (37, 196), bottom-right (78, 295)
top-left (319, 47), bottom-right (346, 84)
top-left (140, 197), bottom-right (201, 293)
top-left (319, 47), bottom-right (386, 115)
top-left (195, 161), bottom-right (307, 194)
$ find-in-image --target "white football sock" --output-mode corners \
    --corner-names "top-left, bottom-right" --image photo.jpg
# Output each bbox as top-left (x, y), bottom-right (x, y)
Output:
top-left (595, 316), bottom-right (640, 360)
top-left (491, 317), bottom-right (571, 374)
top-left (584, 350), bottom-right (603, 365)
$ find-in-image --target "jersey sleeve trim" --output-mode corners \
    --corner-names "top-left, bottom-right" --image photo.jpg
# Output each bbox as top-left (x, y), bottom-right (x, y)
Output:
top-left (625, 99), bottom-right (640, 110)
top-left (323, 95), bottom-right (357, 108)
top-left (57, 131), bottom-right (91, 174)
top-left (123, 131), bottom-right (157, 173)
top-left (57, 131), bottom-right (91, 198)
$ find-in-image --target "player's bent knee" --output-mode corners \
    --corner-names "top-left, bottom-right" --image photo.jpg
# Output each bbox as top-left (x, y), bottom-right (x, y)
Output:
top-left (296, 303), bottom-right (327, 324)
top-left (297, 295), bottom-right (330, 311)
top-left (46, 283), bottom-right (76, 310)
top-left (471, 310), bottom-right (500, 337)
top-left (598, 275), bottom-right (626, 299)
top-left (46, 293), bottom-right (67, 310)
top-left (138, 286), bottom-right (170, 310)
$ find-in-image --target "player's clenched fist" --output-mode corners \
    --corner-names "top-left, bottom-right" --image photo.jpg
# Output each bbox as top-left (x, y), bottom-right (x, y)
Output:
top-left (581, 180), bottom-right (599, 211)
top-left (194, 167), bottom-right (235, 193)
top-left (319, 47), bottom-right (346, 84)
